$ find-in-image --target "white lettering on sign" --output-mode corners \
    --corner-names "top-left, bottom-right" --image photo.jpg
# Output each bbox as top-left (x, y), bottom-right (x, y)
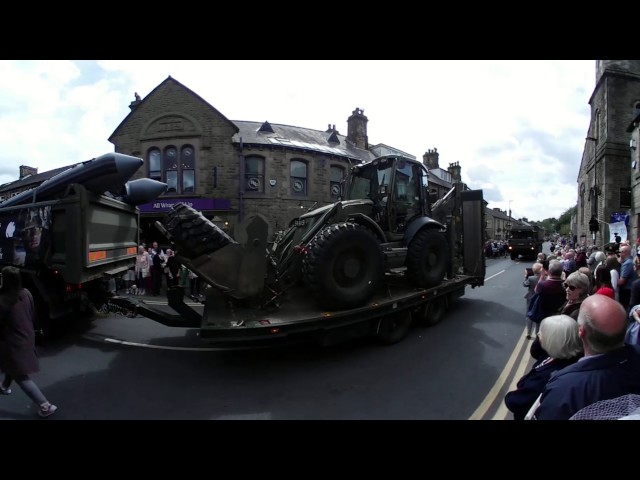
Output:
top-left (153, 201), bottom-right (194, 209)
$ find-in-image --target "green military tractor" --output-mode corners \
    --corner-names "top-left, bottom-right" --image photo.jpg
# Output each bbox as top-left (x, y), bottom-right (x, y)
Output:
top-left (160, 155), bottom-right (451, 311)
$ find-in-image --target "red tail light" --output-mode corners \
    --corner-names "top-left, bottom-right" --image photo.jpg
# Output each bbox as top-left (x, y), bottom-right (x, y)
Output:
top-left (65, 284), bottom-right (82, 293)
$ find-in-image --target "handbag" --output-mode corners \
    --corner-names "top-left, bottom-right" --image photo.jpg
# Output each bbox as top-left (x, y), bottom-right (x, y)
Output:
top-left (527, 292), bottom-right (545, 324)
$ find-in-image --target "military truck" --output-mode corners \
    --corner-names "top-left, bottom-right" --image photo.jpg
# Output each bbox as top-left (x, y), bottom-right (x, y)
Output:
top-left (507, 224), bottom-right (544, 261)
top-left (0, 153), bottom-right (167, 336)
top-left (110, 154), bottom-right (486, 347)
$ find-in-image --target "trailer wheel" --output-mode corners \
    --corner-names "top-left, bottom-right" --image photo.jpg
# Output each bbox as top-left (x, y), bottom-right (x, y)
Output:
top-left (406, 229), bottom-right (449, 288)
top-left (303, 222), bottom-right (383, 310)
top-left (164, 203), bottom-right (236, 257)
top-left (376, 310), bottom-right (412, 345)
top-left (415, 295), bottom-right (448, 327)
top-left (33, 301), bottom-right (51, 346)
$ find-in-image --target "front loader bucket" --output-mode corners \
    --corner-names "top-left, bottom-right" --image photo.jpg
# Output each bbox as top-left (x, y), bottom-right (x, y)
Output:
top-left (173, 214), bottom-right (269, 300)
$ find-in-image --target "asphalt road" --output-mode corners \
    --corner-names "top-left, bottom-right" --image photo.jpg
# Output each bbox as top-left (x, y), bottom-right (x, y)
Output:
top-left (0, 250), bottom-right (547, 420)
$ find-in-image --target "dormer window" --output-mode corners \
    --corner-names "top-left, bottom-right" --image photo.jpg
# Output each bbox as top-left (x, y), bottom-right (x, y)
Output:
top-left (258, 121), bottom-right (275, 133)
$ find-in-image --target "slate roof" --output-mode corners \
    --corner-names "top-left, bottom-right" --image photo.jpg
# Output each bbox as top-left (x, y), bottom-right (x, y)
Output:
top-left (232, 121), bottom-right (375, 164)
top-left (0, 165), bottom-right (72, 194)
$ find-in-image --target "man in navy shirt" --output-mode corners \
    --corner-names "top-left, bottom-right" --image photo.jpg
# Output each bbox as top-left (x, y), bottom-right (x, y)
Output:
top-left (533, 294), bottom-right (640, 420)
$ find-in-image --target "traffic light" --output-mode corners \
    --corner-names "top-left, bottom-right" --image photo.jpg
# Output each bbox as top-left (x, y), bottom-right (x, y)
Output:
top-left (589, 216), bottom-right (599, 232)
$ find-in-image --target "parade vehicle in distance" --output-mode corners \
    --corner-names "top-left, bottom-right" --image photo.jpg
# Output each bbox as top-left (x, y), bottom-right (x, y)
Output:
top-left (0, 153), bottom-right (167, 337)
top-left (507, 224), bottom-right (544, 261)
top-left (110, 154), bottom-right (487, 347)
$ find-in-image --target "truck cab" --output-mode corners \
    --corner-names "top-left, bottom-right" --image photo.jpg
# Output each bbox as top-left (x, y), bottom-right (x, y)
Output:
top-left (507, 225), bottom-right (544, 260)
top-left (347, 155), bottom-right (430, 239)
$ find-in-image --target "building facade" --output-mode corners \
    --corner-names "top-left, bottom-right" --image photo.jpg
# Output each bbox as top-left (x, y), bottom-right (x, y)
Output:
top-left (0, 76), bottom-right (468, 245)
top-left (577, 60), bottom-right (640, 246)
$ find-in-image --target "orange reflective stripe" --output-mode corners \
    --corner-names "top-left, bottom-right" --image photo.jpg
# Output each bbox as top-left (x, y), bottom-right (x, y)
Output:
top-left (88, 250), bottom-right (107, 262)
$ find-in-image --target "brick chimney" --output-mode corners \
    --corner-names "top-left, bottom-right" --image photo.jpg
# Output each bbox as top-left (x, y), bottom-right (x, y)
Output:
top-left (19, 165), bottom-right (37, 179)
top-left (347, 108), bottom-right (368, 150)
top-left (423, 148), bottom-right (439, 169)
top-left (448, 161), bottom-right (462, 182)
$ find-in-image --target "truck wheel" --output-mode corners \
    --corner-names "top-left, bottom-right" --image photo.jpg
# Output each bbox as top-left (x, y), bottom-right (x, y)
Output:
top-left (415, 295), bottom-right (448, 327)
top-left (406, 229), bottom-right (449, 288)
top-left (164, 203), bottom-right (236, 257)
top-left (303, 222), bottom-right (383, 310)
top-left (376, 311), bottom-right (412, 345)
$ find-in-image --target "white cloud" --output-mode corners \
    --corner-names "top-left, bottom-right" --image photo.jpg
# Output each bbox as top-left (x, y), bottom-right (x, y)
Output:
top-left (0, 60), bottom-right (596, 221)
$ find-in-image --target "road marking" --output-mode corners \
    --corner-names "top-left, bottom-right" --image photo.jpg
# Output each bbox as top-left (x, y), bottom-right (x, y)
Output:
top-left (491, 332), bottom-right (533, 420)
top-left (83, 335), bottom-right (222, 351)
top-left (485, 270), bottom-right (505, 281)
top-left (468, 326), bottom-right (528, 420)
top-left (82, 333), bottom-right (273, 352)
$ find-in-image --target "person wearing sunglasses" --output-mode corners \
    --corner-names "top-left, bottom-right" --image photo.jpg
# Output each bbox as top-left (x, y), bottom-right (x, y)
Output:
top-left (531, 271), bottom-right (590, 361)
top-left (560, 271), bottom-right (591, 320)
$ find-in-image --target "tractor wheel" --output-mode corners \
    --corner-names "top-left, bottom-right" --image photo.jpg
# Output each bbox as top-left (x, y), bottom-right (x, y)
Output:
top-left (303, 222), bottom-right (383, 310)
top-left (376, 310), bottom-right (412, 345)
top-left (406, 229), bottom-right (449, 288)
top-left (164, 203), bottom-right (236, 258)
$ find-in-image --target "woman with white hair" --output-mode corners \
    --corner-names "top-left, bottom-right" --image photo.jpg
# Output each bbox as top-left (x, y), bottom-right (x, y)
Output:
top-left (504, 314), bottom-right (583, 420)
top-left (530, 270), bottom-right (590, 360)
top-left (592, 251), bottom-right (607, 277)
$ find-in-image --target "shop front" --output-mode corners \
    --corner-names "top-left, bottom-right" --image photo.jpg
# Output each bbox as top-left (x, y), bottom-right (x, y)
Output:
top-left (138, 197), bottom-right (232, 249)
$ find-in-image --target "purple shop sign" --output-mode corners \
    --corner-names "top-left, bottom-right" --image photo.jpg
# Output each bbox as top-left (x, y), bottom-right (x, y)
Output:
top-left (138, 197), bottom-right (231, 213)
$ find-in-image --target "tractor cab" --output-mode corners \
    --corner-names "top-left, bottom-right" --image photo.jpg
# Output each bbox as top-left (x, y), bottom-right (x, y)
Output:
top-left (347, 155), bottom-right (429, 239)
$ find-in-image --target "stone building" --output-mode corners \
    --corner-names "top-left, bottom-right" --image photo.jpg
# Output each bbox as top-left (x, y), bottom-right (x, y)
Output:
top-left (628, 104), bottom-right (640, 244)
top-left (0, 76), bottom-right (469, 245)
top-left (577, 60), bottom-right (640, 246)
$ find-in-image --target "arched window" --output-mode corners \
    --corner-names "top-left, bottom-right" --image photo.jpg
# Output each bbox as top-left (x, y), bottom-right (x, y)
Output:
top-left (580, 183), bottom-right (586, 222)
top-left (181, 146), bottom-right (195, 193)
top-left (149, 149), bottom-right (161, 182)
top-left (164, 146), bottom-right (178, 193)
top-left (147, 144), bottom-right (196, 194)
top-left (330, 165), bottom-right (345, 198)
top-left (290, 159), bottom-right (308, 196)
top-left (245, 155), bottom-right (265, 193)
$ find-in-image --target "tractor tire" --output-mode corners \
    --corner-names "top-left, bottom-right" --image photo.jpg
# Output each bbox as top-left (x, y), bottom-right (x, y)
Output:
top-left (164, 203), bottom-right (236, 258)
top-left (303, 222), bottom-right (383, 310)
top-left (406, 229), bottom-right (449, 288)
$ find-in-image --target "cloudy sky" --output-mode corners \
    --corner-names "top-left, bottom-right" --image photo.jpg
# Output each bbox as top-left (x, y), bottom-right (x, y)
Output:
top-left (0, 60), bottom-right (595, 221)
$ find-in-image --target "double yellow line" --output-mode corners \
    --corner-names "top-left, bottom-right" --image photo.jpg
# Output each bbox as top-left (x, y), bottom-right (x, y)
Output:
top-left (468, 328), bottom-right (534, 420)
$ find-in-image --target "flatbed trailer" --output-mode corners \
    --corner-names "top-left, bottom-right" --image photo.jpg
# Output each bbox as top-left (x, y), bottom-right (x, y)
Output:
top-left (108, 176), bottom-right (486, 349)
top-left (110, 271), bottom-right (483, 348)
